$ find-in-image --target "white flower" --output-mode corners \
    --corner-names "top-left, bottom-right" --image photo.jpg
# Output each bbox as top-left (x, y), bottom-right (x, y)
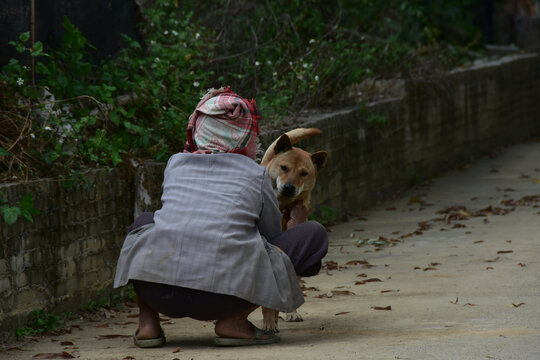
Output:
top-left (172, 30), bottom-right (178, 36)
top-left (30, 133), bottom-right (36, 139)
top-left (154, 57), bottom-right (160, 63)
top-left (195, 33), bottom-right (200, 40)
top-left (309, 38), bottom-right (316, 44)
top-left (272, 72), bottom-right (278, 77)
top-left (266, 60), bottom-right (272, 65)
top-left (16, 78), bottom-right (24, 86)
top-left (303, 63), bottom-right (308, 68)
top-left (289, 61), bottom-right (293, 66)
top-left (163, 30), bottom-right (169, 35)
top-left (255, 61), bottom-right (261, 67)
top-left (150, 40), bottom-right (156, 45)
top-left (162, 106), bottom-right (167, 111)
top-left (44, 125), bottom-right (52, 131)
top-left (193, 81), bottom-right (200, 87)
top-left (315, 75), bottom-right (319, 81)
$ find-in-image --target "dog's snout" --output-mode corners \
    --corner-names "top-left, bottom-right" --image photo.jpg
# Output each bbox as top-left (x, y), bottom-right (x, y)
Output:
top-left (281, 183), bottom-right (296, 197)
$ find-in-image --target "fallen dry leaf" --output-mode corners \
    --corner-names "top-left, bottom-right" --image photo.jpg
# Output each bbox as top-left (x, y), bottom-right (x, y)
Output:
top-left (32, 352), bottom-right (75, 359)
top-left (371, 306), bottom-right (392, 311)
top-left (381, 289), bottom-right (399, 293)
top-left (517, 263), bottom-right (527, 267)
top-left (332, 290), bottom-right (356, 296)
top-left (430, 262), bottom-right (441, 266)
top-left (172, 347), bottom-right (182, 353)
top-left (423, 267), bottom-right (437, 271)
top-left (317, 291), bottom-right (333, 299)
top-left (97, 334), bottom-right (131, 340)
top-left (334, 312), bottom-right (350, 316)
top-left (450, 297), bottom-right (459, 304)
top-left (6, 347), bottom-right (23, 351)
top-left (486, 267), bottom-right (494, 270)
top-left (473, 240), bottom-right (484, 244)
top-left (512, 303), bottom-right (526, 308)
top-left (322, 260), bottom-right (343, 270)
top-left (59, 342), bottom-right (74, 346)
top-left (346, 260), bottom-right (370, 266)
top-left (486, 257), bottom-right (500, 263)
top-left (355, 278), bottom-right (382, 285)
top-left (463, 303), bottom-right (478, 306)
top-left (357, 273), bottom-right (367, 278)
top-left (122, 357), bottom-right (135, 360)
top-left (497, 250), bottom-right (513, 254)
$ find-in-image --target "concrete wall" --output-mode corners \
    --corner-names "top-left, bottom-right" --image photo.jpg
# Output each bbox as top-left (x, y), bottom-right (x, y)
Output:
top-left (262, 54), bottom-right (540, 217)
top-left (1, 54), bottom-right (540, 341)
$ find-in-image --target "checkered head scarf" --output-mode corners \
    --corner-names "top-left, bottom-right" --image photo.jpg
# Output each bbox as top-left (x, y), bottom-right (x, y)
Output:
top-left (184, 86), bottom-right (260, 158)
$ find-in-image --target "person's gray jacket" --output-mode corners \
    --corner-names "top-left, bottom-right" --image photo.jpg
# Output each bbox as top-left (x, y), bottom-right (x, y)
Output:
top-left (114, 152), bottom-right (304, 313)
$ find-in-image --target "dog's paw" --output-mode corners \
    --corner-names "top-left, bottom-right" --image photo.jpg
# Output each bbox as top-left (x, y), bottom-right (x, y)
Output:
top-left (262, 319), bottom-right (279, 333)
top-left (261, 307), bottom-right (280, 333)
top-left (284, 310), bottom-right (303, 322)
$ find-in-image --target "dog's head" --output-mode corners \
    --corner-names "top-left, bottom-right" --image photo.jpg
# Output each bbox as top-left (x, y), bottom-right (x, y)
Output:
top-left (263, 130), bottom-right (327, 208)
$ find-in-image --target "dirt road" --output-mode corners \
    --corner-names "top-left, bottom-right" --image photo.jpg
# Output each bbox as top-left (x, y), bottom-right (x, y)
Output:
top-left (2, 140), bottom-right (540, 360)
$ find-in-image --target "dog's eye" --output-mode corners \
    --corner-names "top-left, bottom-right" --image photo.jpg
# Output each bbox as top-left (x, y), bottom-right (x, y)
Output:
top-left (281, 165), bottom-right (288, 172)
top-left (300, 171), bottom-right (308, 177)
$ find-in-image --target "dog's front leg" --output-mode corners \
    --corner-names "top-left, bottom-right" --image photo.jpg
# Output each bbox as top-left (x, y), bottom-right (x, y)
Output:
top-left (261, 307), bottom-right (279, 333)
top-left (284, 309), bottom-right (303, 322)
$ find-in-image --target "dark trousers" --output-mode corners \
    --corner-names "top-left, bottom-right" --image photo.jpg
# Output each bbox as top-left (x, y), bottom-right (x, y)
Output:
top-left (130, 212), bottom-right (328, 320)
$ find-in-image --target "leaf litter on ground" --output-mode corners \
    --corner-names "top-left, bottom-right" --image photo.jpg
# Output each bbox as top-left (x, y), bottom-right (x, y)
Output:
top-left (31, 352), bottom-right (76, 359)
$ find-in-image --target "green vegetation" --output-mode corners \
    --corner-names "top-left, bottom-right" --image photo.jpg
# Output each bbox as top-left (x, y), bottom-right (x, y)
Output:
top-left (310, 204), bottom-right (339, 226)
top-left (15, 285), bottom-right (136, 339)
top-left (15, 309), bottom-right (64, 339)
top-left (0, 191), bottom-right (39, 225)
top-left (84, 284), bottom-right (136, 312)
top-left (0, 0), bottom-right (484, 182)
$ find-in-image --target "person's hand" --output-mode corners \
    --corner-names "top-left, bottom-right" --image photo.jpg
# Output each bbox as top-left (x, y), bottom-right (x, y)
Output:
top-left (284, 203), bottom-right (309, 229)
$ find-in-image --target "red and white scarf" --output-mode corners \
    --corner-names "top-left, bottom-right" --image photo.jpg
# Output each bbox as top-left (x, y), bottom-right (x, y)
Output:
top-left (184, 86), bottom-right (260, 158)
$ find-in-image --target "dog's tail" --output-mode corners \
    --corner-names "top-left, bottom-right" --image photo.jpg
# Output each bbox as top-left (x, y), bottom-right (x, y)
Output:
top-left (260, 128), bottom-right (322, 166)
top-left (284, 128), bottom-right (322, 145)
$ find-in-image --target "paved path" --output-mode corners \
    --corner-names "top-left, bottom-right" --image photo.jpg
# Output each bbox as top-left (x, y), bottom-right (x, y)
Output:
top-left (2, 140), bottom-right (540, 360)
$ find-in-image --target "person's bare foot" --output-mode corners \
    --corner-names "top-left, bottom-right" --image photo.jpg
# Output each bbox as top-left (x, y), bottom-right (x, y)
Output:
top-left (215, 319), bottom-right (271, 339)
top-left (214, 306), bottom-right (271, 339)
top-left (136, 297), bottom-right (161, 340)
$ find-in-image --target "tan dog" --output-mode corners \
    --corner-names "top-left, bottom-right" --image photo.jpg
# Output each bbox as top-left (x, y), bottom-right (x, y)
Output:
top-left (260, 127), bottom-right (327, 332)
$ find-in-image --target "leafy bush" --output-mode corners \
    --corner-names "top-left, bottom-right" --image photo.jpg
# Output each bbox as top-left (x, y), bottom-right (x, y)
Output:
top-left (15, 309), bottom-right (63, 339)
top-left (0, 191), bottom-right (39, 225)
top-left (0, 0), bottom-right (484, 182)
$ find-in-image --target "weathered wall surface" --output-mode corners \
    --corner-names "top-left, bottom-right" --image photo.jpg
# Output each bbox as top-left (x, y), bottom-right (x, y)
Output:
top-left (1, 54), bottom-right (540, 341)
top-left (0, 164), bottom-right (164, 341)
top-left (262, 54), bottom-right (540, 217)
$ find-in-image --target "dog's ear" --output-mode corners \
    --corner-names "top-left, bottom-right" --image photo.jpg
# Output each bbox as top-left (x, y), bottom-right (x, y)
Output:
top-left (274, 134), bottom-right (293, 155)
top-left (311, 151), bottom-right (328, 171)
